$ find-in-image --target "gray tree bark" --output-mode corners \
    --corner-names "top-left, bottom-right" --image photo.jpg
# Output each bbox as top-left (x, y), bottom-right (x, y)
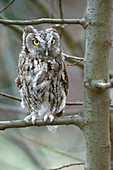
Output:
top-left (83, 0), bottom-right (112, 169)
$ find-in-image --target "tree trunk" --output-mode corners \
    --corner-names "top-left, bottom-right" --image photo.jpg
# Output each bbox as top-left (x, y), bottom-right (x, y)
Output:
top-left (83, 0), bottom-right (112, 169)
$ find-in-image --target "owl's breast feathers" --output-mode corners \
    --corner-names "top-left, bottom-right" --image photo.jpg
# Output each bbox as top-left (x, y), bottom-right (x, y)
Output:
top-left (16, 52), bottom-right (69, 116)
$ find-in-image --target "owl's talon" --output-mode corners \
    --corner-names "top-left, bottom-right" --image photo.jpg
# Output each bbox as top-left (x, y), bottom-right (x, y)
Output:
top-left (32, 119), bottom-right (36, 124)
top-left (24, 112), bottom-right (37, 124)
top-left (24, 115), bottom-right (31, 123)
top-left (44, 113), bottom-right (54, 122)
top-left (49, 115), bottom-right (54, 122)
top-left (31, 113), bottom-right (37, 124)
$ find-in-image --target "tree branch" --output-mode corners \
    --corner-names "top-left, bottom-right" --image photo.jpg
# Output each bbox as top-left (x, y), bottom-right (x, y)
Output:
top-left (0, 18), bottom-right (86, 27)
top-left (0, 115), bottom-right (84, 130)
top-left (50, 162), bottom-right (84, 170)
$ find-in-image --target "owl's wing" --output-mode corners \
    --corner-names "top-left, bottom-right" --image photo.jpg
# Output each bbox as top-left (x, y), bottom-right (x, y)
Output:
top-left (56, 62), bottom-right (68, 117)
top-left (15, 52), bottom-right (24, 88)
top-left (61, 61), bottom-right (69, 96)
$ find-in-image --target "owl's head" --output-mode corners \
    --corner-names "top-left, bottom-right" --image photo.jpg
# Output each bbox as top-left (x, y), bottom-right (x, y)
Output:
top-left (22, 26), bottom-right (60, 57)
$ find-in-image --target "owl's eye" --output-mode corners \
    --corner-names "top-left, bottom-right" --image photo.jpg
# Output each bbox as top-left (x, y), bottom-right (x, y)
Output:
top-left (33, 39), bottom-right (40, 46)
top-left (51, 38), bottom-right (55, 45)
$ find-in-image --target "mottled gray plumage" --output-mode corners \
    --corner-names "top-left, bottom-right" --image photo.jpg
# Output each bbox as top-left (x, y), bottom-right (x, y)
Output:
top-left (15, 26), bottom-right (69, 125)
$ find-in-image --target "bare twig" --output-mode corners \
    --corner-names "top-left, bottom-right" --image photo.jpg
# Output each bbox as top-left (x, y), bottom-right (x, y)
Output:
top-left (0, 0), bottom-right (15, 14)
top-left (0, 115), bottom-right (84, 130)
top-left (50, 162), bottom-right (84, 170)
top-left (63, 53), bottom-right (84, 61)
top-left (59, 0), bottom-right (63, 37)
top-left (59, 0), bottom-right (63, 19)
top-left (67, 59), bottom-right (83, 66)
top-left (0, 92), bottom-right (21, 101)
top-left (66, 102), bottom-right (83, 106)
top-left (0, 18), bottom-right (86, 27)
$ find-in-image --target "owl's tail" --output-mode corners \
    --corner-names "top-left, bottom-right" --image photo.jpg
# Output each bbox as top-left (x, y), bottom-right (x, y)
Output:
top-left (47, 125), bottom-right (58, 134)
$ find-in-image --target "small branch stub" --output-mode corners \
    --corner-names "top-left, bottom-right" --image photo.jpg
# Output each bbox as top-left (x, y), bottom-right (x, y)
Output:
top-left (94, 79), bottom-right (113, 90)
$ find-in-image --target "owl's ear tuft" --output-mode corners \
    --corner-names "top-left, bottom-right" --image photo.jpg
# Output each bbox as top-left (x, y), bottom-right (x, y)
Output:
top-left (51, 28), bottom-right (57, 33)
top-left (46, 28), bottom-right (57, 33)
top-left (24, 26), bottom-right (35, 34)
top-left (22, 26), bottom-right (35, 48)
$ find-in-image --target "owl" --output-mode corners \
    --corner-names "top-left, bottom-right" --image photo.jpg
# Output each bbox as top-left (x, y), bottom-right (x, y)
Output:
top-left (15, 26), bottom-right (69, 125)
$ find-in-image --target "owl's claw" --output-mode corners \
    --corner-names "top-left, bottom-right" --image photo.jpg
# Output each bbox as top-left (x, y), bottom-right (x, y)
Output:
top-left (24, 112), bottom-right (54, 124)
top-left (24, 112), bottom-right (37, 124)
top-left (44, 113), bottom-right (54, 122)
top-left (24, 115), bottom-right (31, 123)
top-left (31, 113), bottom-right (38, 124)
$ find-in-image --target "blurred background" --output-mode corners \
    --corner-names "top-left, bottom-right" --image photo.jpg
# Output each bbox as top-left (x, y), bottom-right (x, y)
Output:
top-left (1, 0), bottom-right (112, 170)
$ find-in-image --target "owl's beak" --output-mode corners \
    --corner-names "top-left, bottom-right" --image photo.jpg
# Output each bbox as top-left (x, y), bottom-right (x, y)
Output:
top-left (45, 48), bottom-right (49, 56)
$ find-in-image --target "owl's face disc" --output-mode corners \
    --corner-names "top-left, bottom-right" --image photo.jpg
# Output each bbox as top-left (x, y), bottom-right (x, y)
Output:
top-left (23, 26), bottom-right (60, 57)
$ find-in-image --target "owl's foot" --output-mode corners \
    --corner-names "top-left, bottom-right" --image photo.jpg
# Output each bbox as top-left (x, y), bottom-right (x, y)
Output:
top-left (44, 112), bottom-right (54, 122)
top-left (24, 112), bottom-right (38, 124)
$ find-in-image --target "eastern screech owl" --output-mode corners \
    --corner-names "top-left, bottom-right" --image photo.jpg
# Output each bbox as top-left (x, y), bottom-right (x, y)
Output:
top-left (15, 26), bottom-right (69, 125)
